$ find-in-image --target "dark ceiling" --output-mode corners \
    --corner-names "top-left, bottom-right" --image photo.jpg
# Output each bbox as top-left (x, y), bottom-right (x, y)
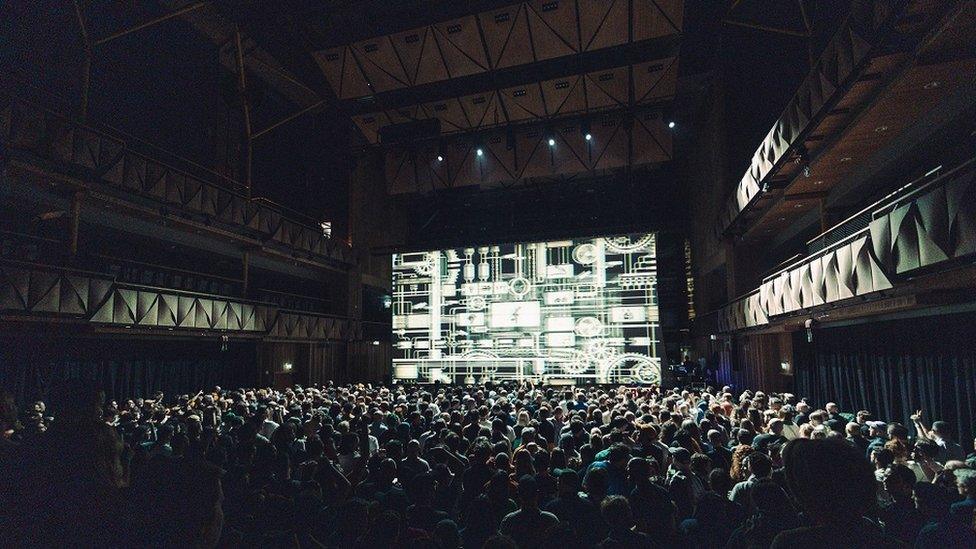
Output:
top-left (2, 0), bottom-right (851, 235)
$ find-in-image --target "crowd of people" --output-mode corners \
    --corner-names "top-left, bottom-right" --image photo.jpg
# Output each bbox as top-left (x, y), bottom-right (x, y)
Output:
top-left (1, 380), bottom-right (975, 548)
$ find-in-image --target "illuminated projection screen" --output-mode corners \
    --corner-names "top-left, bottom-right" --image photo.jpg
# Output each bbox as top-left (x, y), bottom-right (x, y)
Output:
top-left (392, 233), bottom-right (662, 384)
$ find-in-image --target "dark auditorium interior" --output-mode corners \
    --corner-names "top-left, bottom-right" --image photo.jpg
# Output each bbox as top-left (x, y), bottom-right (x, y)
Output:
top-left (2, 0), bottom-right (976, 548)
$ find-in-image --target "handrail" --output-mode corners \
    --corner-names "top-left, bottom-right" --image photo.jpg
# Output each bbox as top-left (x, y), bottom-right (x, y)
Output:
top-left (1, 72), bottom-right (247, 194)
top-left (256, 287), bottom-right (332, 304)
top-left (715, 154), bottom-right (976, 310)
top-left (2, 90), bottom-right (350, 250)
top-left (0, 258), bottom-right (113, 279)
top-left (91, 253), bottom-right (244, 285)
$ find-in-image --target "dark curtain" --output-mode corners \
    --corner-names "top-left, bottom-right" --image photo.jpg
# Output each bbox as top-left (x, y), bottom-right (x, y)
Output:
top-left (0, 335), bottom-right (259, 405)
top-left (795, 312), bottom-right (976, 451)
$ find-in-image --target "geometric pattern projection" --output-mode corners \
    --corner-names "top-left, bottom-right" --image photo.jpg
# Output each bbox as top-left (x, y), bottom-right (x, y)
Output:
top-left (392, 233), bottom-right (662, 384)
top-left (0, 266), bottom-right (362, 342)
top-left (0, 97), bottom-right (351, 265)
top-left (716, 164), bottom-right (976, 333)
top-left (315, 0), bottom-right (683, 100)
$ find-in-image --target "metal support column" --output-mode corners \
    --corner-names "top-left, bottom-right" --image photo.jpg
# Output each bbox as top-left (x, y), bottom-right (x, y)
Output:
top-left (234, 30), bottom-right (253, 200)
top-left (69, 191), bottom-right (84, 257)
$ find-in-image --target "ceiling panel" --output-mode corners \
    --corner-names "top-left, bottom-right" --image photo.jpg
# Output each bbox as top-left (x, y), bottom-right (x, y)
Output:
top-left (500, 83), bottom-right (547, 121)
top-left (432, 16), bottom-right (490, 78)
top-left (526, 1), bottom-right (579, 61)
top-left (633, 57), bottom-right (678, 103)
top-left (351, 37), bottom-right (409, 93)
top-left (541, 75), bottom-right (587, 116)
top-left (480, 4), bottom-right (535, 69)
top-left (633, 0), bottom-right (683, 42)
top-left (580, 0), bottom-right (629, 51)
top-left (584, 67), bottom-right (629, 110)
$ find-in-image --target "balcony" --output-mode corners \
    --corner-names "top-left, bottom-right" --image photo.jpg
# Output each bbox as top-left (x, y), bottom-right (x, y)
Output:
top-left (0, 93), bottom-right (352, 268)
top-left (710, 156), bottom-right (976, 333)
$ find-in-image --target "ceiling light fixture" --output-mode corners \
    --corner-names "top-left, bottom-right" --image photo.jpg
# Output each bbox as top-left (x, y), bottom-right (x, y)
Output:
top-left (874, 125), bottom-right (888, 133)
top-left (923, 81), bottom-right (941, 90)
top-left (436, 155), bottom-right (444, 162)
top-left (476, 148), bottom-right (484, 157)
top-left (585, 133), bottom-right (592, 141)
top-left (548, 138), bottom-right (556, 147)
top-left (668, 121), bottom-right (676, 129)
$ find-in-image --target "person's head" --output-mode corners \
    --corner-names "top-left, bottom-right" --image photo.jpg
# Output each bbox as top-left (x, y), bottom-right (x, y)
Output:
top-left (600, 495), bottom-right (634, 531)
top-left (627, 457), bottom-right (650, 484)
top-left (708, 468), bottom-right (733, 496)
top-left (669, 447), bottom-right (691, 471)
top-left (825, 402), bottom-right (839, 415)
top-left (750, 481), bottom-right (795, 519)
top-left (931, 421), bottom-right (952, 441)
top-left (746, 452), bottom-right (773, 479)
top-left (883, 464), bottom-right (917, 500)
top-left (768, 419), bottom-right (784, 435)
top-left (956, 469), bottom-right (976, 498)
top-left (406, 439), bottom-right (421, 457)
top-left (433, 519), bottom-right (460, 549)
top-left (583, 466), bottom-right (608, 500)
top-left (871, 448), bottom-right (895, 470)
top-left (782, 439), bottom-right (875, 525)
top-left (516, 474), bottom-right (539, 508)
top-left (888, 423), bottom-right (909, 441)
top-left (606, 443), bottom-right (631, 469)
top-left (556, 469), bottom-right (581, 497)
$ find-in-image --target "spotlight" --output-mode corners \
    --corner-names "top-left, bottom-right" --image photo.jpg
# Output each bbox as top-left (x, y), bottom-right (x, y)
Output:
top-left (668, 121), bottom-right (676, 129)
top-left (436, 155), bottom-right (444, 162)
top-left (548, 138), bottom-right (555, 147)
top-left (585, 133), bottom-right (592, 141)
top-left (476, 148), bottom-right (484, 157)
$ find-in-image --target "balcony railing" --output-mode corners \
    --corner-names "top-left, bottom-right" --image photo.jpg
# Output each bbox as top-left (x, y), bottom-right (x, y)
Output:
top-left (0, 91), bottom-right (352, 266)
top-left (0, 258), bottom-right (363, 341)
top-left (711, 157), bottom-right (976, 333)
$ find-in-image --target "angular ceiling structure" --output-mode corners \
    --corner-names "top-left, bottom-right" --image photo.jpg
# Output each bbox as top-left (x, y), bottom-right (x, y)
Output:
top-left (313, 0), bottom-right (683, 99)
top-left (310, 0), bottom-right (685, 193)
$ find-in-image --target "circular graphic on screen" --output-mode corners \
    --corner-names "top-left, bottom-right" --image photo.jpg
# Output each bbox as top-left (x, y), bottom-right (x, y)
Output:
top-left (467, 296), bottom-right (487, 311)
top-left (460, 350), bottom-right (501, 375)
top-left (603, 234), bottom-right (655, 253)
top-left (599, 353), bottom-right (661, 384)
top-left (413, 253), bottom-right (437, 275)
top-left (574, 317), bottom-right (605, 337)
top-left (508, 277), bottom-right (531, 297)
top-left (561, 349), bottom-right (593, 375)
top-left (572, 243), bottom-right (597, 265)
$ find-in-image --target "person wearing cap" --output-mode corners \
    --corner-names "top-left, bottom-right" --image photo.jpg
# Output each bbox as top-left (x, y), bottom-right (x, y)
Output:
top-left (865, 420), bottom-right (889, 459)
top-left (499, 475), bottom-right (558, 548)
top-left (543, 468), bottom-right (605, 547)
top-left (913, 410), bottom-right (966, 464)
